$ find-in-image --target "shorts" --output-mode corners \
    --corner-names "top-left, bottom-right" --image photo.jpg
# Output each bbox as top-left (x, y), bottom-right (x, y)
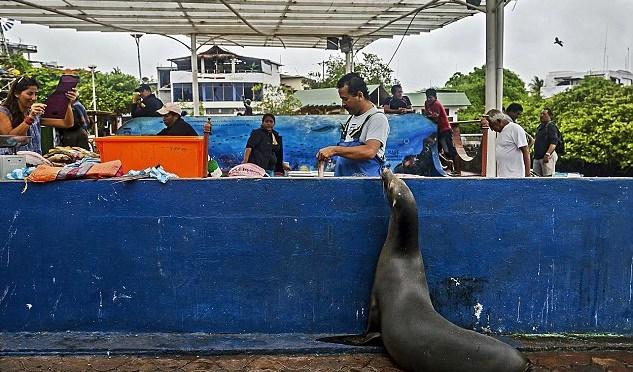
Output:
top-left (438, 130), bottom-right (457, 160)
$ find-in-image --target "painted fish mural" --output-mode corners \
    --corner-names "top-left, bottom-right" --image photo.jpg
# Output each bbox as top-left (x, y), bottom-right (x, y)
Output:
top-left (116, 114), bottom-right (446, 175)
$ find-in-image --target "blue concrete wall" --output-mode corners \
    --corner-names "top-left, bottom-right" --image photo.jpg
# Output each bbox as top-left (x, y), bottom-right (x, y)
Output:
top-left (0, 178), bottom-right (632, 335)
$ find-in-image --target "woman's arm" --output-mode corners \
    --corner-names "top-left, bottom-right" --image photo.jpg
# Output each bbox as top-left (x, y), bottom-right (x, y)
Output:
top-left (243, 147), bottom-right (252, 163)
top-left (0, 112), bottom-right (29, 136)
top-left (0, 105), bottom-right (43, 136)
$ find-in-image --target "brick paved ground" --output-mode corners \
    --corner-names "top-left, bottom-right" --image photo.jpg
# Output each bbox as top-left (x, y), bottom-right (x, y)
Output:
top-left (1, 351), bottom-right (632, 371)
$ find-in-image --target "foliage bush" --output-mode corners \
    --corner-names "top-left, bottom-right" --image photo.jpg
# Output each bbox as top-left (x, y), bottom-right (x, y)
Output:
top-left (1, 53), bottom-right (138, 114)
top-left (442, 68), bottom-right (633, 173)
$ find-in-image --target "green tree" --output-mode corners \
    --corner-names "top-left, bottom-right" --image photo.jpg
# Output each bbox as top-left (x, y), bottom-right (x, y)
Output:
top-left (1, 55), bottom-right (138, 114)
top-left (443, 66), bottom-right (529, 121)
top-left (253, 84), bottom-right (301, 115)
top-left (305, 53), bottom-right (394, 89)
top-left (528, 76), bottom-right (544, 98)
top-left (546, 77), bottom-right (633, 170)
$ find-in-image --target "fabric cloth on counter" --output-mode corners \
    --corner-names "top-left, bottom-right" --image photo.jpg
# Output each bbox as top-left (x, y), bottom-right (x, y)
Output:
top-left (87, 160), bottom-right (123, 179)
top-left (125, 165), bottom-right (178, 184)
top-left (17, 151), bottom-right (53, 167)
top-left (26, 159), bottom-right (123, 183)
top-left (5, 166), bottom-right (35, 180)
top-left (27, 165), bottom-right (62, 182)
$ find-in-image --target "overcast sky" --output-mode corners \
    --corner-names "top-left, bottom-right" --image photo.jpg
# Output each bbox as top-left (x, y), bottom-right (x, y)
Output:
top-left (3, 0), bottom-right (631, 93)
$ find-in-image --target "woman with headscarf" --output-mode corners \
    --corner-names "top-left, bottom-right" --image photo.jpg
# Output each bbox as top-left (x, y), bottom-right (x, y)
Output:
top-left (242, 113), bottom-right (291, 176)
top-left (0, 76), bottom-right (77, 154)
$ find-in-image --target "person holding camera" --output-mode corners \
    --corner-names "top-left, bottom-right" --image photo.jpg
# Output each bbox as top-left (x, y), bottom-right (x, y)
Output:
top-left (0, 76), bottom-right (77, 154)
top-left (131, 84), bottom-right (163, 118)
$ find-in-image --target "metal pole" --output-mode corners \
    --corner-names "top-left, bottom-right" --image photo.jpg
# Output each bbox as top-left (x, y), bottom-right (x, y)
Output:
top-left (131, 33), bottom-right (143, 81)
top-left (190, 33), bottom-right (200, 116)
top-left (484, 0), bottom-right (497, 177)
top-left (495, 0), bottom-right (505, 109)
top-left (88, 65), bottom-right (98, 138)
top-left (0, 25), bottom-right (10, 56)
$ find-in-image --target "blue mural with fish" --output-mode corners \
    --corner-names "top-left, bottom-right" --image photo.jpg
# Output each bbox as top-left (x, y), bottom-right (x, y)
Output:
top-left (117, 114), bottom-right (446, 175)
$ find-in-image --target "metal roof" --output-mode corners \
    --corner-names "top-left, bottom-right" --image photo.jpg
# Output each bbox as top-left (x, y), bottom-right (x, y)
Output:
top-left (295, 87), bottom-right (470, 108)
top-left (407, 91), bottom-right (470, 107)
top-left (295, 84), bottom-right (382, 107)
top-left (0, 0), bottom-right (483, 49)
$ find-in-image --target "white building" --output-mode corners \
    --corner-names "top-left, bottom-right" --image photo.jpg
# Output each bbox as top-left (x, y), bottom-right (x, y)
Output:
top-left (542, 69), bottom-right (633, 98)
top-left (157, 45), bottom-right (282, 115)
top-left (279, 73), bottom-right (307, 91)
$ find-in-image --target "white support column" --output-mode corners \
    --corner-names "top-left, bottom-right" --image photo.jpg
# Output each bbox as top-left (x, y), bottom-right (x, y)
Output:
top-left (484, 0), bottom-right (498, 177)
top-left (345, 50), bottom-right (353, 73)
top-left (495, 0), bottom-right (505, 109)
top-left (190, 34), bottom-right (200, 116)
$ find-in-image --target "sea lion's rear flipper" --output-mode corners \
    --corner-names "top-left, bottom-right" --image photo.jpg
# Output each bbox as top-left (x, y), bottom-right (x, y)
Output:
top-left (317, 332), bottom-right (383, 346)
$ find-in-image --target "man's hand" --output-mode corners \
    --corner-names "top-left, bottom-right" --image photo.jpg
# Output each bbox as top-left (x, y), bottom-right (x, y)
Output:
top-left (543, 153), bottom-right (551, 163)
top-left (317, 146), bottom-right (338, 161)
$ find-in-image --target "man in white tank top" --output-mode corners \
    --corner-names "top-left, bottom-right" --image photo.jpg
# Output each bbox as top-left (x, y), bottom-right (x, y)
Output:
top-left (484, 111), bottom-right (531, 177)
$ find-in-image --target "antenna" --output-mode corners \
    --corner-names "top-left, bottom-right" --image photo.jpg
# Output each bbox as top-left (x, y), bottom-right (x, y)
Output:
top-left (602, 25), bottom-right (608, 71)
top-left (626, 47), bottom-right (631, 71)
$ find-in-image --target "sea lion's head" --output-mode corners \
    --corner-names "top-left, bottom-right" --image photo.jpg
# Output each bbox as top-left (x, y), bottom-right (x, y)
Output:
top-left (381, 168), bottom-right (415, 209)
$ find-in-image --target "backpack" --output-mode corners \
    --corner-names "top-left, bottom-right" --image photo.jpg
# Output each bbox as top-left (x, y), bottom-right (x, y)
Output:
top-left (548, 122), bottom-right (565, 156)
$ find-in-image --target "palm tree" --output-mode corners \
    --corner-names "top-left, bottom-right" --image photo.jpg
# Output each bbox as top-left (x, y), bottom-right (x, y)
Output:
top-left (529, 76), bottom-right (544, 98)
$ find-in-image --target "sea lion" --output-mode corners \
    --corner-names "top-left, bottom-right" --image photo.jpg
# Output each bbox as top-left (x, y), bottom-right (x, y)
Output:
top-left (322, 169), bottom-right (530, 372)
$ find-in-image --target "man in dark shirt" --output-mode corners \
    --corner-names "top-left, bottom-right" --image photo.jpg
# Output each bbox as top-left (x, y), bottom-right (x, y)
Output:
top-left (131, 84), bottom-right (163, 118)
top-left (383, 84), bottom-right (413, 114)
top-left (156, 102), bottom-right (198, 136)
top-left (533, 107), bottom-right (559, 177)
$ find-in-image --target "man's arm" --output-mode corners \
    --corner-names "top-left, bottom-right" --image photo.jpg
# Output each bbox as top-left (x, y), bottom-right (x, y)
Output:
top-left (520, 146), bottom-right (531, 177)
top-left (317, 139), bottom-right (382, 161)
top-left (132, 98), bottom-right (162, 117)
top-left (404, 97), bottom-right (413, 112)
top-left (383, 104), bottom-right (400, 114)
top-left (382, 98), bottom-right (399, 114)
top-left (425, 103), bottom-right (440, 121)
top-left (543, 144), bottom-right (557, 163)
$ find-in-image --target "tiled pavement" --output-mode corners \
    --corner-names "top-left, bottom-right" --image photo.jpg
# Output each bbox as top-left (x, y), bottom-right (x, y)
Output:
top-left (1, 351), bottom-right (632, 371)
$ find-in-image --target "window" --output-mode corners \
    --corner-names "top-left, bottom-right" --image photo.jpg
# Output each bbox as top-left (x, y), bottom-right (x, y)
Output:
top-left (173, 83), bottom-right (193, 102)
top-left (176, 82), bottom-right (262, 102)
top-left (182, 84), bottom-right (193, 102)
top-left (200, 82), bottom-right (212, 101)
top-left (223, 83), bottom-right (234, 101)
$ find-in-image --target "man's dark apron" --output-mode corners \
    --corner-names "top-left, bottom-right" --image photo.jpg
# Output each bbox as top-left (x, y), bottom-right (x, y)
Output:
top-left (334, 113), bottom-right (384, 177)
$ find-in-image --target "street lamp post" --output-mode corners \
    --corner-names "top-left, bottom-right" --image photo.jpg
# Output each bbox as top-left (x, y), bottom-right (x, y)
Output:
top-left (130, 33), bottom-right (143, 81)
top-left (87, 65), bottom-right (98, 138)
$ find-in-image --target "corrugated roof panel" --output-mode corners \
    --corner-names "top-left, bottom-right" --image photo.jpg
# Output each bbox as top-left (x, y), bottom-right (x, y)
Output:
top-left (0, 0), bottom-right (483, 49)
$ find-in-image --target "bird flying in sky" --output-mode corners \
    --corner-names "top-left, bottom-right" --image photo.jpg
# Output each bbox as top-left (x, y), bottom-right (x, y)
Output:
top-left (554, 37), bottom-right (564, 47)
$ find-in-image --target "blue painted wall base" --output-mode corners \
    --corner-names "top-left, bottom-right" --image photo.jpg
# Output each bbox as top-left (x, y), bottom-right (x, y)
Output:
top-left (1, 178), bottom-right (632, 337)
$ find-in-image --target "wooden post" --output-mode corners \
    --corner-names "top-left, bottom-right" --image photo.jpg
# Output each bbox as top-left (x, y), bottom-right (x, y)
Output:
top-left (203, 118), bottom-right (212, 177)
top-left (480, 119), bottom-right (489, 177)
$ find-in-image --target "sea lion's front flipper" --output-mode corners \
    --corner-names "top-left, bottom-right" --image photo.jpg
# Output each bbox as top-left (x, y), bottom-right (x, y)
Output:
top-left (317, 332), bottom-right (382, 346)
top-left (317, 292), bottom-right (383, 346)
